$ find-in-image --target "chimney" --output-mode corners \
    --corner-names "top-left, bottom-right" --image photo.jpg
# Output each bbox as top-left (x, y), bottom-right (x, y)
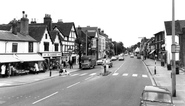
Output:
top-left (98, 28), bottom-right (101, 34)
top-left (20, 11), bottom-right (29, 35)
top-left (44, 14), bottom-right (52, 31)
top-left (58, 19), bottom-right (63, 23)
top-left (11, 18), bottom-right (18, 35)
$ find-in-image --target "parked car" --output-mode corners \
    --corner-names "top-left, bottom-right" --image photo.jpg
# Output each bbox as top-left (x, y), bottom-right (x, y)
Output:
top-left (140, 86), bottom-right (174, 106)
top-left (118, 56), bottom-right (124, 61)
top-left (96, 59), bottom-right (103, 65)
top-left (111, 56), bottom-right (117, 61)
top-left (106, 59), bottom-right (113, 68)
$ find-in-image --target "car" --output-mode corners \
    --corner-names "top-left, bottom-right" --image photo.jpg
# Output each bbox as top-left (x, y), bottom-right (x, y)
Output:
top-left (140, 86), bottom-right (174, 106)
top-left (111, 56), bottom-right (117, 61)
top-left (118, 56), bottom-right (124, 61)
top-left (137, 54), bottom-right (141, 59)
top-left (96, 59), bottom-right (103, 65)
top-left (130, 54), bottom-right (134, 58)
top-left (106, 59), bottom-right (113, 68)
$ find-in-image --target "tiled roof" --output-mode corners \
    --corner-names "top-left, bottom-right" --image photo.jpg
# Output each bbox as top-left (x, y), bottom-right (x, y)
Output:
top-left (0, 24), bottom-right (11, 31)
top-left (52, 22), bottom-right (74, 37)
top-left (29, 24), bottom-right (47, 42)
top-left (0, 30), bottom-right (36, 41)
top-left (49, 30), bottom-right (64, 43)
top-left (164, 20), bottom-right (185, 35)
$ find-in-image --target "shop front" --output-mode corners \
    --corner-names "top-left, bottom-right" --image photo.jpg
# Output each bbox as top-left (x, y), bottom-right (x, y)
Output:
top-left (0, 53), bottom-right (45, 77)
top-left (41, 52), bottom-right (62, 70)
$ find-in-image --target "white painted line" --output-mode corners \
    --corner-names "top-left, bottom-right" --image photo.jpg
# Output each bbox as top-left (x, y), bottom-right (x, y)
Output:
top-left (71, 74), bottom-right (79, 76)
top-left (142, 75), bottom-right (148, 78)
top-left (32, 92), bottom-right (58, 104)
top-left (122, 73), bottom-right (128, 76)
top-left (114, 62), bottom-right (125, 73)
top-left (80, 73), bottom-right (87, 76)
top-left (85, 76), bottom-right (93, 80)
top-left (89, 73), bottom-right (96, 76)
top-left (67, 82), bottom-right (80, 88)
top-left (132, 74), bottom-right (137, 77)
top-left (112, 73), bottom-right (119, 76)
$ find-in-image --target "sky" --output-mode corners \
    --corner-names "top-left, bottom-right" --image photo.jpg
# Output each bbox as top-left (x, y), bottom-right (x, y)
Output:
top-left (0, 0), bottom-right (185, 47)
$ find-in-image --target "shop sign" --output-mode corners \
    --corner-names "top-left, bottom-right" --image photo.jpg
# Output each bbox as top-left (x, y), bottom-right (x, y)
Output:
top-left (42, 53), bottom-right (62, 57)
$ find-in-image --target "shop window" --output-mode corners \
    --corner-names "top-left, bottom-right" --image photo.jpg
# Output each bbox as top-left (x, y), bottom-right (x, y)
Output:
top-left (29, 42), bottom-right (33, 52)
top-left (55, 43), bottom-right (59, 51)
top-left (44, 42), bottom-right (49, 51)
top-left (12, 43), bottom-right (18, 52)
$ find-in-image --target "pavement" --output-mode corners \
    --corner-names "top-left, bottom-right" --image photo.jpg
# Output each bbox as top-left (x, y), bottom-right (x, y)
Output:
top-left (0, 64), bottom-right (80, 88)
top-left (143, 58), bottom-right (185, 106)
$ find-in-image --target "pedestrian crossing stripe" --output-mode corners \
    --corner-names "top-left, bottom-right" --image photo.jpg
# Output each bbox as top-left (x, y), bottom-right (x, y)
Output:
top-left (89, 73), bottom-right (96, 76)
top-left (132, 74), bottom-right (138, 77)
top-left (71, 74), bottom-right (79, 76)
top-left (142, 75), bottom-right (148, 78)
top-left (122, 73), bottom-right (128, 76)
top-left (112, 73), bottom-right (119, 76)
top-left (80, 73), bottom-right (87, 76)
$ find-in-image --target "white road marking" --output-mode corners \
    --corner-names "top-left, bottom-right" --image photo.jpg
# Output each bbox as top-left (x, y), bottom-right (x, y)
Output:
top-left (71, 74), bottom-right (79, 76)
top-left (85, 76), bottom-right (93, 80)
top-left (114, 62), bottom-right (125, 73)
top-left (132, 74), bottom-right (138, 77)
top-left (32, 92), bottom-right (58, 104)
top-left (80, 73), bottom-right (87, 76)
top-left (89, 73), bottom-right (96, 76)
top-left (122, 73), bottom-right (128, 76)
top-left (67, 82), bottom-right (80, 88)
top-left (142, 75), bottom-right (148, 78)
top-left (112, 73), bottom-right (119, 76)
top-left (0, 101), bottom-right (6, 104)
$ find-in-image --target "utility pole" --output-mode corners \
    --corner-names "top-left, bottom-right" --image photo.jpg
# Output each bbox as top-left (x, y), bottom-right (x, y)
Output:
top-left (172, 0), bottom-right (176, 97)
top-left (86, 30), bottom-right (88, 56)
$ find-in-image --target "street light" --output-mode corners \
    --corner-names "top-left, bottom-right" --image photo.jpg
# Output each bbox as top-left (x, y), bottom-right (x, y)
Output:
top-left (171, 0), bottom-right (176, 97)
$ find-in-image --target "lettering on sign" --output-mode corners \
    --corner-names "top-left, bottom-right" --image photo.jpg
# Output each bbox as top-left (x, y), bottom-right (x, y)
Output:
top-left (42, 53), bottom-right (62, 57)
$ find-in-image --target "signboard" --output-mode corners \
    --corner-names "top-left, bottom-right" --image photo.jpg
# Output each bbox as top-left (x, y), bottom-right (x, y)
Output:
top-left (171, 44), bottom-right (180, 53)
top-left (42, 52), bottom-right (62, 57)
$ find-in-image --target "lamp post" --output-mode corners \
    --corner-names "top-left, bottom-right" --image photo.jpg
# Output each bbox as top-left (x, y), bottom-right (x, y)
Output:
top-left (171, 0), bottom-right (176, 97)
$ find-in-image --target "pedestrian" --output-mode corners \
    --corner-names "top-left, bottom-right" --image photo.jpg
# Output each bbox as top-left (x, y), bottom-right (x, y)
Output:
top-left (1, 64), bottom-right (6, 78)
top-left (69, 60), bottom-right (73, 69)
top-left (34, 63), bottom-right (39, 74)
top-left (59, 63), bottom-right (63, 76)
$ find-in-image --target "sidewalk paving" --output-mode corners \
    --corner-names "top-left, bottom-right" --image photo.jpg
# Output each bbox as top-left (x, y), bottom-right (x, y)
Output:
top-left (143, 58), bottom-right (185, 106)
top-left (0, 64), bottom-right (80, 88)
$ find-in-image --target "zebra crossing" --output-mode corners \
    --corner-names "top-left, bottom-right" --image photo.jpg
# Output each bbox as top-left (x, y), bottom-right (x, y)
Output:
top-left (69, 72), bottom-right (148, 78)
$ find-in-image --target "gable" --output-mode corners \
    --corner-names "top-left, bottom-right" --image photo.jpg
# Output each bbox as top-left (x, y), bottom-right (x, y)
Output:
top-left (40, 29), bottom-right (53, 43)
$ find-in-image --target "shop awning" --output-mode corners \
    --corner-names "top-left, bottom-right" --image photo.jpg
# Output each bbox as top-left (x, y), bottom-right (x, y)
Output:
top-left (17, 54), bottom-right (45, 62)
top-left (149, 49), bottom-right (155, 54)
top-left (0, 55), bottom-right (20, 63)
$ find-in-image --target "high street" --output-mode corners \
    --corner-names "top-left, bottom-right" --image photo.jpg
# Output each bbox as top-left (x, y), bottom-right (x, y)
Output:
top-left (0, 57), bottom-right (155, 106)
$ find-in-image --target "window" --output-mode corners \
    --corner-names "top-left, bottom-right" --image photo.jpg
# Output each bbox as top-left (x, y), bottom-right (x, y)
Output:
top-left (54, 43), bottom-right (59, 51)
top-left (12, 43), bottom-right (18, 52)
top-left (45, 34), bottom-right (47, 39)
top-left (44, 42), bottom-right (49, 51)
top-left (28, 42), bottom-right (33, 52)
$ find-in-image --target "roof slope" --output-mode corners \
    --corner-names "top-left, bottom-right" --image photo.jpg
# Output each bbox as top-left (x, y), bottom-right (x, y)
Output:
top-left (29, 24), bottom-right (47, 42)
top-left (53, 22), bottom-right (74, 37)
top-left (164, 20), bottom-right (185, 35)
top-left (0, 30), bottom-right (36, 41)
